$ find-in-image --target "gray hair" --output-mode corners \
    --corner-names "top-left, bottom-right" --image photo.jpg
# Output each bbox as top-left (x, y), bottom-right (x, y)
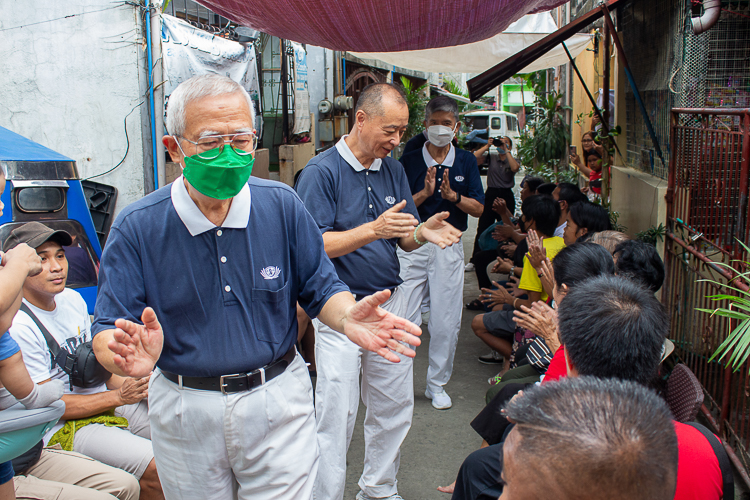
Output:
top-left (354, 83), bottom-right (407, 116)
top-left (166, 74), bottom-right (255, 137)
top-left (504, 377), bottom-right (678, 500)
top-left (425, 95), bottom-right (459, 123)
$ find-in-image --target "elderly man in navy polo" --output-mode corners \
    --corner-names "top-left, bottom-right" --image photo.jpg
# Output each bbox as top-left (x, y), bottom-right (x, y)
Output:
top-left (296, 83), bottom-right (462, 500)
top-left (398, 95), bottom-right (484, 410)
top-left (90, 74), bottom-right (423, 500)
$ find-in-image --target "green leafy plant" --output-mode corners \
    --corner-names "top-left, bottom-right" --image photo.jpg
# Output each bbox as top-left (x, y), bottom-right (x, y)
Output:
top-left (515, 72), bottom-right (574, 183)
top-left (635, 223), bottom-right (666, 246)
top-left (697, 241), bottom-right (750, 372)
top-left (400, 76), bottom-right (428, 145)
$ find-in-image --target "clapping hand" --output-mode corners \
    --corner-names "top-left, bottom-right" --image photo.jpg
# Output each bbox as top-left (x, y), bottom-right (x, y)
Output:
top-left (419, 212), bottom-right (462, 249)
top-left (109, 307), bottom-right (164, 378)
top-left (493, 223), bottom-right (517, 241)
top-left (423, 166), bottom-right (437, 197)
top-left (491, 257), bottom-right (513, 274)
top-left (525, 229), bottom-right (546, 269)
top-left (538, 258), bottom-right (555, 299)
top-left (492, 198), bottom-right (509, 217)
top-left (372, 200), bottom-right (419, 240)
top-left (480, 281), bottom-right (512, 309)
top-left (343, 290), bottom-right (422, 363)
top-left (440, 169), bottom-right (458, 203)
top-left (513, 301), bottom-right (560, 352)
top-left (501, 243), bottom-right (517, 255)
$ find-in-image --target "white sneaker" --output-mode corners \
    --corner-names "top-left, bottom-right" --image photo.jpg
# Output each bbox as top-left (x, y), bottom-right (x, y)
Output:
top-left (356, 492), bottom-right (404, 500)
top-left (425, 388), bottom-right (452, 410)
top-left (464, 262), bottom-right (475, 272)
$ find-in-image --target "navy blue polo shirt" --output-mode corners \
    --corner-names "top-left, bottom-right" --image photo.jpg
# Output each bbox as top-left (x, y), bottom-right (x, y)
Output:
top-left (295, 138), bottom-right (420, 297)
top-left (92, 177), bottom-right (349, 377)
top-left (400, 143), bottom-right (485, 232)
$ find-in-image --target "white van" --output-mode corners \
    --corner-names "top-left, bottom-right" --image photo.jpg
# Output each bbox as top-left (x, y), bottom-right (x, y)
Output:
top-left (463, 110), bottom-right (521, 154)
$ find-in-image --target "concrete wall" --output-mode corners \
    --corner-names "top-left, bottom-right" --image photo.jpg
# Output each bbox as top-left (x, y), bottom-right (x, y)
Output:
top-left (610, 165), bottom-right (668, 257)
top-left (0, 1), bottom-right (148, 216)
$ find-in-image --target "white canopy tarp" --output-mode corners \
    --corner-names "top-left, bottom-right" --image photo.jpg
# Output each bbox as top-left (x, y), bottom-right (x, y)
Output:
top-left (350, 12), bottom-right (591, 75)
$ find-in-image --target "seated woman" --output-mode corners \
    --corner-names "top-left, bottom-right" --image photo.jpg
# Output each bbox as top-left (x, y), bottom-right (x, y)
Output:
top-left (563, 200), bottom-right (612, 246)
top-left (438, 242), bottom-right (616, 494)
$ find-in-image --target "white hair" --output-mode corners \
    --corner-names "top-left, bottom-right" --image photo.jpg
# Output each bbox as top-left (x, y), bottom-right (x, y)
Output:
top-left (165, 73), bottom-right (256, 137)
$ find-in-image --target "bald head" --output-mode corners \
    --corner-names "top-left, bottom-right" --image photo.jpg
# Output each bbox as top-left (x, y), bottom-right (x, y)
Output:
top-left (355, 83), bottom-right (407, 116)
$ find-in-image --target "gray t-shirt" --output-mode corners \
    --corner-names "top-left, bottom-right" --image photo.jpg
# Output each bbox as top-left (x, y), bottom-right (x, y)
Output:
top-left (487, 152), bottom-right (517, 189)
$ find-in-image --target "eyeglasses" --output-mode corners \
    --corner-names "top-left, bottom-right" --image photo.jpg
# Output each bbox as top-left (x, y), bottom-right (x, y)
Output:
top-left (175, 133), bottom-right (258, 159)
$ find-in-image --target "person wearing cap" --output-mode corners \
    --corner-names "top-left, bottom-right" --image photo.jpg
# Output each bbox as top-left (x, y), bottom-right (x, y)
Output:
top-left (89, 74), bottom-right (423, 500)
top-left (6, 222), bottom-right (163, 499)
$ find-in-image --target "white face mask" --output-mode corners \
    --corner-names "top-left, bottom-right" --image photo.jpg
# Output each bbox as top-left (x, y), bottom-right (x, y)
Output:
top-left (427, 124), bottom-right (457, 148)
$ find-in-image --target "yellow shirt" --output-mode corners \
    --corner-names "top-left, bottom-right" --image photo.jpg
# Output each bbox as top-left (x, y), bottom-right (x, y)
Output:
top-left (519, 236), bottom-right (566, 301)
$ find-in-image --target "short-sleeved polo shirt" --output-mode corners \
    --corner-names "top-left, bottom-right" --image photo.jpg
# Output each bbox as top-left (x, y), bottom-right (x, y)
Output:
top-left (400, 143), bottom-right (485, 232)
top-left (295, 136), bottom-right (420, 297)
top-left (92, 176), bottom-right (348, 377)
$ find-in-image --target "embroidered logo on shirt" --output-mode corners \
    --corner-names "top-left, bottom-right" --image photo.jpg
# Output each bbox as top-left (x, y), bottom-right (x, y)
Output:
top-left (385, 196), bottom-right (396, 205)
top-left (455, 176), bottom-right (465, 182)
top-left (260, 266), bottom-right (282, 280)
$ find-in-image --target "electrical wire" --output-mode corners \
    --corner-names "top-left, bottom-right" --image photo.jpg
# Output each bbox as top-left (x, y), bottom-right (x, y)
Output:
top-left (0, 3), bottom-right (130, 32)
top-left (84, 101), bottom-right (144, 181)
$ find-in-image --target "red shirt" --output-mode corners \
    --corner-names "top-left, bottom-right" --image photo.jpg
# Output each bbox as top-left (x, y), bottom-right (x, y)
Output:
top-left (673, 422), bottom-right (723, 500)
top-left (542, 353), bottom-right (724, 499)
top-left (589, 170), bottom-right (602, 194)
top-left (541, 345), bottom-right (567, 383)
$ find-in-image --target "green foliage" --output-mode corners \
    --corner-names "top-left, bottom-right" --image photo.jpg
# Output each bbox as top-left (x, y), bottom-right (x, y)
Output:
top-left (400, 76), bottom-right (428, 144)
top-left (515, 72), bottom-right (572, 183)
top-left (635, 223), bottom-right (666, 246)
top-left (697, 240), bottom-right (750, 373)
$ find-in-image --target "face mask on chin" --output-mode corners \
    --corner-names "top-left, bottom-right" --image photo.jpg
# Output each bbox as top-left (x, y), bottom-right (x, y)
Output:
top-left (182, 146), bottom-right (254, 200)
top-left (427, 124), bottom-right (457, 148)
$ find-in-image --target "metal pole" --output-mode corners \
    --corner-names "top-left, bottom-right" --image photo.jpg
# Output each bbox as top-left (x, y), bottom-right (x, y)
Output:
top-left (601, 20), bottom-right (611, 201)
top-left (144, 2), bottom-right (159, 191)
top-left (562, 41), bottom-right (623, 159)
top-left (280, 39), bottom-right (289, 144)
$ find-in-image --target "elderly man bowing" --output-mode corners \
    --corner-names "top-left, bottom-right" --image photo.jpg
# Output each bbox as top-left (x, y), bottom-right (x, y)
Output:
top-left (296, 83), bottom-right (462, 500)
top-left (91, 74), bottom-right (422, 500)
top-left (398, 95), bottom-right (484, 410)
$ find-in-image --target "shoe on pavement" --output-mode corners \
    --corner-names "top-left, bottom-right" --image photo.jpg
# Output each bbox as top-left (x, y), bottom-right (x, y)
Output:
top-left (355, 492), bottom-right (404, 500)
top-left (478, 350), bottom-right (504, 365)
top-left (465, 298), bottom-right (484, 311)
top-left (425, 388), bottom-right (452, 410)
top-left (488, 372), bottom-right (503, 385)
top-left (464, 262), bottom-right (475, 272)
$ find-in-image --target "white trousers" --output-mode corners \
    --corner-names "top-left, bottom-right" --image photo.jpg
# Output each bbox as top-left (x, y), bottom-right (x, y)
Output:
top-left (313, 288), bottom-right (414, 500)
top-left (398, 242), bottom-right (464, 393)
top-left (148, 353), bottom-right (318, 500)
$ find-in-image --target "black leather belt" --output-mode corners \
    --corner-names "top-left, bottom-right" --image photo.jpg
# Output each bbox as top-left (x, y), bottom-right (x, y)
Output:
top-left (162, 347), bottom-right (297, 395)
top-left (354, 287), bottom-right (397, 302)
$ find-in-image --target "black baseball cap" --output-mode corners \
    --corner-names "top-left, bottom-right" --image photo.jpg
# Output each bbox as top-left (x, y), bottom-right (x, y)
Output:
top-left (3, 222), bottom-right (73, 252)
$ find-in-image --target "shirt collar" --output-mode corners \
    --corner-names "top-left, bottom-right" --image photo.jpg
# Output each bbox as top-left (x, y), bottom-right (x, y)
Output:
top-left (335, 135), bottom-right (382, 172)
top-left (422, 142), bottom-right (455, 168)
top-left (170, 175), bottom-right (251, 236)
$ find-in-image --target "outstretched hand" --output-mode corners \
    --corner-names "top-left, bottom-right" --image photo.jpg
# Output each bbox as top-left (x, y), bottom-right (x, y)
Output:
top-left (420, 212), bottom-right (462, 249)
top-left (343, 290), bottom-right (422, 363)
top-left (109, 307), bottom-right (164, 378)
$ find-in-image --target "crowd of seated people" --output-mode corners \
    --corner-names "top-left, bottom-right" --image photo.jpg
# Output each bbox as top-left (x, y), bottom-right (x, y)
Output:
top-left (440, 173), bottom-right (731, 499)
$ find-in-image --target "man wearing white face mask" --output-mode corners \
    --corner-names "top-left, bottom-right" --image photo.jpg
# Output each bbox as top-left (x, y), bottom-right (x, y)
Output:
top-left (398, 96), bottom-right (485, 409)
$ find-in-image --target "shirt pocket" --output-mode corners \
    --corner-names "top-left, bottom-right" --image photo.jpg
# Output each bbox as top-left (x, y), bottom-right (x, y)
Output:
top-left (250, 280), bottom-right (291, 344)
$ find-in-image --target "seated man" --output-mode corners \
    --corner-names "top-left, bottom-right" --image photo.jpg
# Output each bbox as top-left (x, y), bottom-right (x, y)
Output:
top-left (5, 222), bottom-right (163, 499)
top-left (499, 377), bottom-right (678, 500)
top-left (471, 195), bottom-right (564, 374)
top-left (13, 445), bottom-right (140, 500)
top-left (452, 276), bottom-right (725, 500)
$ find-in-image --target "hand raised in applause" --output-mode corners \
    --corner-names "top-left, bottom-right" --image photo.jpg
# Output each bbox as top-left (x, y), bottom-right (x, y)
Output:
top-left (371, 200), bottom-right (418, 240)
top-left (440, 169), bottom-right (458, 203)
top-left (422, 166), bottom-right (437, 197)
top-left (418, 212), bottom-right (462, 249)
top-left (108, 308), bottom-right (164, 378)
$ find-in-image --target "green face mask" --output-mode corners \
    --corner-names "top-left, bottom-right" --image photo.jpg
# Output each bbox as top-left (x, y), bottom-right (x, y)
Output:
top-left (182, 146), bottom-right (254, 200)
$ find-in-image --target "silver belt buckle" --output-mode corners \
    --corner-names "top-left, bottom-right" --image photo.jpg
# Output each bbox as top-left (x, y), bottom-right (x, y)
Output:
top-left (219, 373), bottom-right (241, 395)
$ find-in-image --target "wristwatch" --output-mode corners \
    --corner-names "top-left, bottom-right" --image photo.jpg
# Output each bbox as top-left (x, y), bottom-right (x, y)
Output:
top-left (454, 193), bottom-right (462, 204)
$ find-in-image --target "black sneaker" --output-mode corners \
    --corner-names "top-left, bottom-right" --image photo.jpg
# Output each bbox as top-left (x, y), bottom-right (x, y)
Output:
top-left (478, 350), bottom-right (504, 364)
top-left (466, 299), bottom-right (484, 311)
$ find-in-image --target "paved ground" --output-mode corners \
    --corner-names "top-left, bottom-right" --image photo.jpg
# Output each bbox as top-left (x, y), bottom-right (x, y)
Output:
top-left (341, 215), bottom-right (500, 500)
